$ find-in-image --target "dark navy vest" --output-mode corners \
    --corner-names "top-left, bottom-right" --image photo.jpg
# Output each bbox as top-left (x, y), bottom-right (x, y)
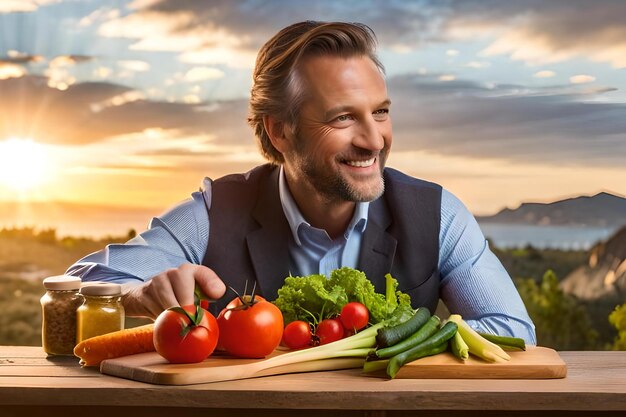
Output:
top-left (202, 164), bottom-right (442, 315)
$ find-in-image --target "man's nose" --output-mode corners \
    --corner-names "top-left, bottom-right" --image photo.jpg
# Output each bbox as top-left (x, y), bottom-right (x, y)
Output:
top-left (353, 116), bottom-right (385, 151)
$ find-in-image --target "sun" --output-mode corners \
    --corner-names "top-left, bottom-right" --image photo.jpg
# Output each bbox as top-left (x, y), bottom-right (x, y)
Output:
top-left (0, 137), bottom-right (50, 193)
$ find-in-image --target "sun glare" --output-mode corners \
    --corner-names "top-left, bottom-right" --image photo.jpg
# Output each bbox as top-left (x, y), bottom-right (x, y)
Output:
top-left (0, 137), bottom-right (50, 193)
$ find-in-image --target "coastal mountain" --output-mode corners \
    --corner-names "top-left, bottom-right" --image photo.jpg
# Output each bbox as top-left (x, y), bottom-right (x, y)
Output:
top-left (560, 226), bottom-right (626, 302)
top-left (477, 191), bottom-right (626, 228)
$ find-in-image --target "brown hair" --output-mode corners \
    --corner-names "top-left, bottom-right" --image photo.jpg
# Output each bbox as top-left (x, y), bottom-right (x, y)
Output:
top-left (248, 21), bottom-right (384, 164)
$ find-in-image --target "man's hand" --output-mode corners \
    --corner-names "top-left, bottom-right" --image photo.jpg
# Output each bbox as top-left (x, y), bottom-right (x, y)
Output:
top-left (122, 263), bottom-right (226, 319)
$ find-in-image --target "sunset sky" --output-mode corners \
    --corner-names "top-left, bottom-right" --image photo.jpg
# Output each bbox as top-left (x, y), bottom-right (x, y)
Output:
top-left (0, 0), bottom-right (625, 227)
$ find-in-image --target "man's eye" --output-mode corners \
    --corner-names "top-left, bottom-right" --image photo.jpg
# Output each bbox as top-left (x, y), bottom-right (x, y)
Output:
top-left (373, 109), bottom-right (389, 120)
top-left (336, 114), bottom-right (353, 122)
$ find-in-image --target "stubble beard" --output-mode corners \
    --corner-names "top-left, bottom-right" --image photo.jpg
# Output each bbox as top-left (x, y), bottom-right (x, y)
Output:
top-left (295, 148), bottom-right (387, 204)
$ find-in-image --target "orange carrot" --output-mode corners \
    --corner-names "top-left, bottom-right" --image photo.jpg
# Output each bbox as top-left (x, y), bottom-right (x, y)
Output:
top-left (73, 324), bottom-right (156, 367)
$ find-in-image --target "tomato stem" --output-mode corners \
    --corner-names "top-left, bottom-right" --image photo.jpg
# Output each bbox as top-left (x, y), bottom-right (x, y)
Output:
top-left (299, 306), bottom-right (319, 326)
top-left (168, 305), bottom-right (205, 338)
top-left (250, 280), bottom-right (258, 304)
top-left (227, 281), bottom-right (260, 311)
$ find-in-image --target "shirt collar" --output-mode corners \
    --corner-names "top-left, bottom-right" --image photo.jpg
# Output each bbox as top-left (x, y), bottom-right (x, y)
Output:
top-left (278, 165), bottom-right (369, 246)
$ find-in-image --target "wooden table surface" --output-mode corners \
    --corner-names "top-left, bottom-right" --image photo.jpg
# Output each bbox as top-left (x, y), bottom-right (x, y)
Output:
top-left (1, 346), bottom-right (625, 417)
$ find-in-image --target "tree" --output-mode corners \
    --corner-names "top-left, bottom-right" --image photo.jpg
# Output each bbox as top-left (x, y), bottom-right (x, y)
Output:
top-left (36, 228), bottom-right (57, 244)
top-left (516, 270), bottom-right (598, 350)
top-left (609, 304), bottom-right (626, 350)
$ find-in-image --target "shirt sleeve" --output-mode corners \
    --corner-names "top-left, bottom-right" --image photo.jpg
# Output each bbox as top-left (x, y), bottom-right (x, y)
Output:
top-left (438, 189), bottom-right (537, 344)
top-left (65, 191), bottom-right (210, 286)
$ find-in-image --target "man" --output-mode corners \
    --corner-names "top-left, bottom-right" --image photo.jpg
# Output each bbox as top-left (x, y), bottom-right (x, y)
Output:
top-left (67, 21), bottom-right (536, 343)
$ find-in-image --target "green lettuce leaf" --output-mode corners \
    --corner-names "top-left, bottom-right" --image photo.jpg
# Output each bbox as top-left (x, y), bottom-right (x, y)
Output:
top-left (273, 267), bottom-right (414, 326)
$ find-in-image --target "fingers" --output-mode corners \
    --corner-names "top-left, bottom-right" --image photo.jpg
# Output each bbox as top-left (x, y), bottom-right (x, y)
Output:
top-left (122, 264), bottom-right (226, 320)
top-left (149, 272), bottom-right (180, 310)
top-left (122, 283), bottom-right (166, 320)
top-left (168, 263), bottom-right (225, 306)
top-left (192, 265), bottom-right (227, 301)
top-left (168, 264), bottom-right (196, 307)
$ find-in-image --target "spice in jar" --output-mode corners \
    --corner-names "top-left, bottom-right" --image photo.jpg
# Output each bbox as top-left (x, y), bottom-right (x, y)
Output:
top-left (40, 275), bottom-right (83, 356)
top-left (76, 282), bottom-right (125, 343)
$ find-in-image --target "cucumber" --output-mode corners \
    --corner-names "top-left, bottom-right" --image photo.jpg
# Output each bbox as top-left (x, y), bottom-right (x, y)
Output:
top-left (374, 315), bottom-right (441, 359)
top-left (386, 321), bottom-right (458, 379)
top-left (450, 329), bottom-right (469, 360)
top-left (477, 332), bottom-right (526, 351)
top-left (376, 307), bottom-right (431, 348)
top-left (362, 358), bottom-right (390, 373)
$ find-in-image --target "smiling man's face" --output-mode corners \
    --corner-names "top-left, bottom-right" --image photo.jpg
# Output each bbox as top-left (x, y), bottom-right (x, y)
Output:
top-left (283, 55), bottom-right (392, 204)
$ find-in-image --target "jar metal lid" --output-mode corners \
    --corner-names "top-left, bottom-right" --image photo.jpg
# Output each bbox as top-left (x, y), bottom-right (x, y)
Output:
top-left (79, 282), bottom-right (122, 296)
top-left (43, 275), bottom-right (82, 290)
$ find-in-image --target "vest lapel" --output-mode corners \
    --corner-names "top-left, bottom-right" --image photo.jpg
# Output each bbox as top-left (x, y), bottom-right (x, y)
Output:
top-left (246, 168), bottom-right (291, 300)
top-left (358, 196), bottom-right (397, 293)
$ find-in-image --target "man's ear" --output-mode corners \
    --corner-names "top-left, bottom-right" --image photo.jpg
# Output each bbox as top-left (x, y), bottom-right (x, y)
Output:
top-left (263, 115), bottom-right (292, 154)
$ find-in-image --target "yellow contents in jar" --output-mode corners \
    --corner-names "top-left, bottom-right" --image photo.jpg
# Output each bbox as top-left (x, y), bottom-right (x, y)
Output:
top-left (76, 283), bottom-right (124, 343)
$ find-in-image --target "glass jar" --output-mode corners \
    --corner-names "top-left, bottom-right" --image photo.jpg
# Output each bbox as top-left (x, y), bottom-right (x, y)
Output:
top-left (40, 275), bottom-right (82, 356)
top-left (76, 282), bottom-right (125, 343)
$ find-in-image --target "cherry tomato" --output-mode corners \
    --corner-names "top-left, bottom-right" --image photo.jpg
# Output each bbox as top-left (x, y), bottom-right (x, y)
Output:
top-left (315, 318), bottom-right (344, 345)
top-left (282, 320), bottom-right (313, 350)
top-left (217, 295), bottom-right (284, 358)
top-left (340, 302), bottom-right (369, 331)
top-left (153, 304), bottom-right (219, 364)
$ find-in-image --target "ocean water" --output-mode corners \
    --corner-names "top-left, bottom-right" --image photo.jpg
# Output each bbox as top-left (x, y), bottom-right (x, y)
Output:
top-left (478, 223), bottom-right (617, 250)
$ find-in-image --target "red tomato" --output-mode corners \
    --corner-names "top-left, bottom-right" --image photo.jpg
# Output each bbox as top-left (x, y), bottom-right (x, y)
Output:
top-left (282, 320), bottom-right (313, 350)
top-left (315, 318), bottom-right (344, 345)
top-left (343, 327), bottom-right (356, 338)
top-left (217, 295), bottom-right (284, 358)
top-left (153, 304), bottom-right (219, 364)
top-left (340, 302), bottom-right (369, 331)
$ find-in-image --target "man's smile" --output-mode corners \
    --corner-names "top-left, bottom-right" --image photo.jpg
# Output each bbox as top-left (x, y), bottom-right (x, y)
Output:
top-left (343, 157), bottom-right (376, 168)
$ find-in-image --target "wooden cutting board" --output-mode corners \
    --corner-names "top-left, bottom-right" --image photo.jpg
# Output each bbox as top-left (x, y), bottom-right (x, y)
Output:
top-left (390, 346), bottom-right (567, 379)
top-left (100, 346), bottom-right (566, 385)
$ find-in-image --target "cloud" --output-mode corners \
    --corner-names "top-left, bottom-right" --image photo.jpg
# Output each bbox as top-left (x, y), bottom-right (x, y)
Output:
top-left (388, 73), bottom-right (626, 168)
top-left (49, 55), bottom-right (93, 67)
top-left (184, 67), bottom-right (224, 82)
top-left (79, 6), bottom-right (120, 27)
top-left (94, 0), bottom-right (443, 67)
top-left (94, 66), bottom-right (113, 78)
top-left (534, 70), bottom-right (556, 78)
top-left (569, 74), bottom-right (596, 84)
top-left (0, 63), bottom-right (26, 79)
top-left (443, 0), bottom-right (626, 68)
top-left (0, 75), bottom-right (254, 148)
top-left (75, 127), bottom-right (264, 178)
top-left (1, 51), bottom-right (44, 64)
top-left (117, 60), bottom-right (151, 72)
top-left (0, 0), bottom-right (61, 13)
top-left (438, 74), bottom-right (456, 81)
top-left (98, 5), bottom-right (211, 51)
top-left (465, 61), bottom-right (491, 69)
top-left (90, 90), bottom-right (146, 113)
top-left (91, 0), bottom-right (626, 71)
top-left (0, 76), bottom-right (130, 142)
top-left (93, 156), bottom-right (265, 180)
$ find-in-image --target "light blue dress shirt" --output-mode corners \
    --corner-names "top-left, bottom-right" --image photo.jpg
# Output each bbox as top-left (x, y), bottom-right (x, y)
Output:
top-left (67, 167), bottom-right (536, 344)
